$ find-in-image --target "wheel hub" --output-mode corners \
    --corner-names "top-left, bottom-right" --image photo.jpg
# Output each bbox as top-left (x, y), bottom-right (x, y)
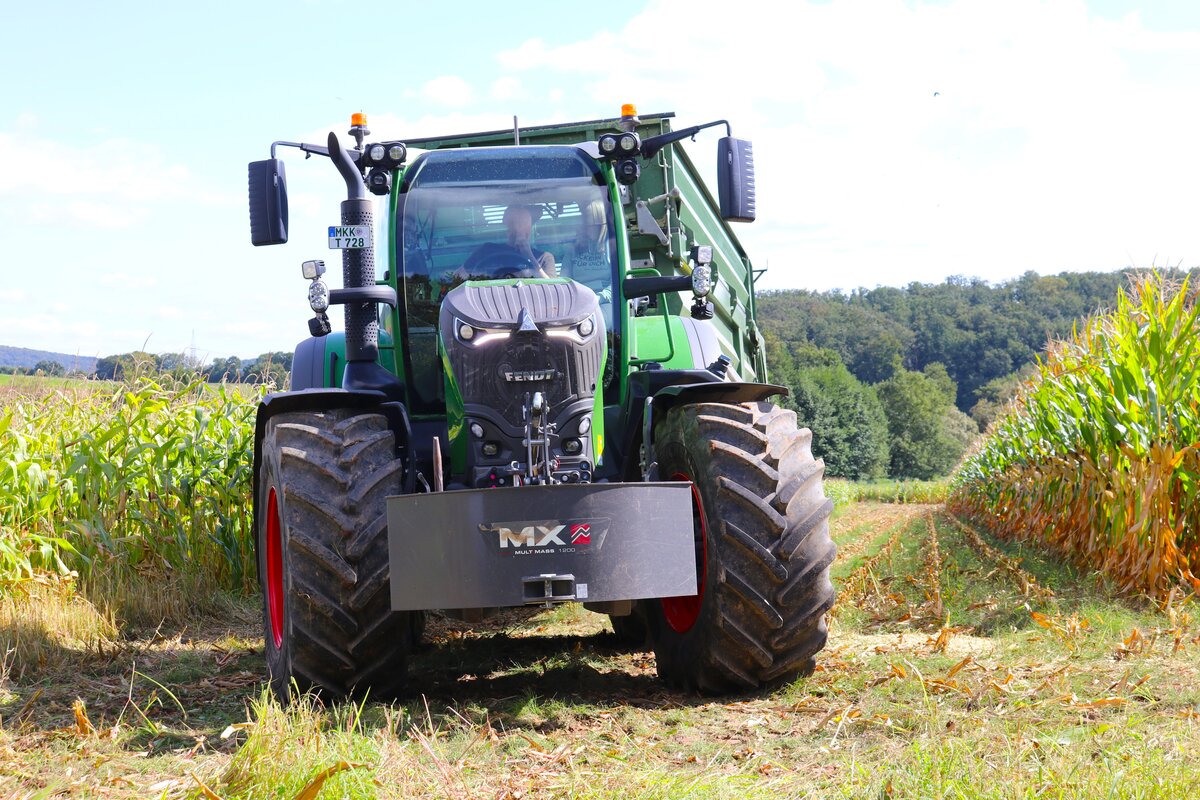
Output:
top-left (265, 487), bottom-right (284, 650)
top-left (660, 473), bottom-right (708, 633)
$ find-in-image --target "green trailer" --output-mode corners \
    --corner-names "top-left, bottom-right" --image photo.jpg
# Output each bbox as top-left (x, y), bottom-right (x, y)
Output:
top-left (246, 106), bottom-right (835, 698)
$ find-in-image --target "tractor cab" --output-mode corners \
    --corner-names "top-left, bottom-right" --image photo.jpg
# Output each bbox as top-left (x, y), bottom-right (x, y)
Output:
top-left (393, 145), bottom-right (620, 421)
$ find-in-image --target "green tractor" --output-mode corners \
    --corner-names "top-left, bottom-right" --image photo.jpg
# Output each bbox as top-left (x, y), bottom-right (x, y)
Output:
top-left (246, 106), bottom-right (835, 697)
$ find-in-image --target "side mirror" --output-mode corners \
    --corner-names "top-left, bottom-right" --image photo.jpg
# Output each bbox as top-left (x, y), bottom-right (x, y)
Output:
top-left (248, 158), bottom-right (289, 246)
top-left (717, 137), bottom-right (755, 222)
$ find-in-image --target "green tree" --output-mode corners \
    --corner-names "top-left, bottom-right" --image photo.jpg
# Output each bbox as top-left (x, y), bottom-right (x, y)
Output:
top-left (94, 351), bottom-right (155, 380)
top-left (205, 356), bottom-right (243, 383)
top-left (95, 355), bottom-right (121, 380)
top-left (244, 351), bottom-right (293, 386)
top-left (792, 363), bottom-right (889, 480)
top-left (969, 365), bottom-right (1036, 432)
top-left (757, 269), bottom-right (1192, 414)
top-left (875, 363), bottom-right (973, 479)
top-left (33, 359), bottom-right (65, 376)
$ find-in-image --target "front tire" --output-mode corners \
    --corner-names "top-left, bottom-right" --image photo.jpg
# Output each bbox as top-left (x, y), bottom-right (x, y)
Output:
top-left (257, 409), bottom-right (418, 700)
top-left (607, 603), bottom-right (648, 646)
top-left (645, 401), bottom-right (837, 693)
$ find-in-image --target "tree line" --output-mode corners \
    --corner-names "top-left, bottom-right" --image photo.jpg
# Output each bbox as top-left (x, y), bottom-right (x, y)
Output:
top-left (756, 268), bottom-right (1196, 481)
top-left (91, 351), bottom-right (294, 385)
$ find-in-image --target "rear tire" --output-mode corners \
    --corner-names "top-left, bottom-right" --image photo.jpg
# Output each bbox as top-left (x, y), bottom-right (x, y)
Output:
top-left (257, 409), bottom-right (418, 700)
top-left (645, 401), bottom-right (836, 693)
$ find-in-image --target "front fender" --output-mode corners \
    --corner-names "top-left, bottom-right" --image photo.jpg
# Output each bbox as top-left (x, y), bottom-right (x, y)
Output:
top-left (649, 381), bottom-right (787, 418)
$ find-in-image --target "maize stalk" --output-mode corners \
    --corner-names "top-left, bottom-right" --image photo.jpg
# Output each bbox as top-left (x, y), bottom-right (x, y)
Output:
top-left (950, 274), bottom-right (1200, 599)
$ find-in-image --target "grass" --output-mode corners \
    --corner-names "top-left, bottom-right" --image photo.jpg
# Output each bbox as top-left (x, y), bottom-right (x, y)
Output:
top-left (0, 373), bottom-right (116, 391)
top-left (827, 478), bottom-right (950, 506)
top-left (3, 501), bottom-right (1199, 798)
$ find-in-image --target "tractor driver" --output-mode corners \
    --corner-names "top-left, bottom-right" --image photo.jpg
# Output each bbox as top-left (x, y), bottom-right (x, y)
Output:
top-left (460, 204), bottom-right (556, 279)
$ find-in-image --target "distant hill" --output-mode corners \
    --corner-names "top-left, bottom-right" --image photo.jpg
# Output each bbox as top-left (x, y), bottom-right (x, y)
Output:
top-left (0, 345), bottom-right (97, 374)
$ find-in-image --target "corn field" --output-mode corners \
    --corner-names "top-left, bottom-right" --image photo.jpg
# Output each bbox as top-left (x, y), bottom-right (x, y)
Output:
top-left (950, 275), bottom-right (1200, 599)
top-left (0, 377), bottom-right (262, 596)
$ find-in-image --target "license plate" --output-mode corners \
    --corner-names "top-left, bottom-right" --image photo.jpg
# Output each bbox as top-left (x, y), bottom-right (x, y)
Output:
top-left (328, 225), bottom-right (371, 249)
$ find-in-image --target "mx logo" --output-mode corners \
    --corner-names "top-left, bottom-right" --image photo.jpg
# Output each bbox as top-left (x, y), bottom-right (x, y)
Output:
top-left (570, 524), bottom-right (591, 544)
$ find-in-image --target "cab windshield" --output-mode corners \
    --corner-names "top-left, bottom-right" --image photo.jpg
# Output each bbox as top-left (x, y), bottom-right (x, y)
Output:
top-left (395, 147), bottom-right (618, 413)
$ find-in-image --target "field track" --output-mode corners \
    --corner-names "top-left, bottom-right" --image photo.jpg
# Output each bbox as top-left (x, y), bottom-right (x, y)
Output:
top-left (2, 501), bottom-right (1199, 798)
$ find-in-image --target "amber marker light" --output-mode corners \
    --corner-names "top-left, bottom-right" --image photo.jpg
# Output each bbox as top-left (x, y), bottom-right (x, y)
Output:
top-left (621, 103), bottom-right (637, 117)
top-left (351, 112), bottom-right (368, 127)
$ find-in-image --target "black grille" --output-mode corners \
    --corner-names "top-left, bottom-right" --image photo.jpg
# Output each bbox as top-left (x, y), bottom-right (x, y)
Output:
top-left (440, 282), bottom-right (604, 428)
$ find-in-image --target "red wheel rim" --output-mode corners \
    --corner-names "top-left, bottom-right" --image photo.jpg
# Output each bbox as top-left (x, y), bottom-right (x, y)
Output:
top-left (265, 487), bottom-right (284, 650)
top-left (661, 473), bottom-right (708, 633)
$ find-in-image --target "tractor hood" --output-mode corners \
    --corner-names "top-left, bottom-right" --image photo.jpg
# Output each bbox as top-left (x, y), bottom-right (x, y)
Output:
top-left (439, 278), bottom-right (606, 488)
top-left (444, 279), bottom-right (598, 332)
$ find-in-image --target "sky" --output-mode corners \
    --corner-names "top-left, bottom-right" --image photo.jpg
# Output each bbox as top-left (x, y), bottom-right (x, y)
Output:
top-left (2, 0), bottom-right (1199, 361)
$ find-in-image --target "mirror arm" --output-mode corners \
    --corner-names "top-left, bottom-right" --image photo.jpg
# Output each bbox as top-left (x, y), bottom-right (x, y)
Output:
top-left (270, 140), bottom-right (363, 163)
top-left (639, 120), bottom-right (732, 160)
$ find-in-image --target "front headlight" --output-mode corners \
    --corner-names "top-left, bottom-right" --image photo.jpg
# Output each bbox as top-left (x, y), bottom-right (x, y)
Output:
top-left (691, 265), bottom-right (712, 297)
top-left (545, 316), bottom-right (595, 343)
top-left (455, 318), bottom-right (512, 346)
top-left (308, 279), bottom-right (330, 313)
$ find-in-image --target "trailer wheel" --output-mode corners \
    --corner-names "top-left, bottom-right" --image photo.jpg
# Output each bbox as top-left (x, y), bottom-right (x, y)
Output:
top-left (257, 409), bottom-right (418, 700)
top-left (645, 401), bottom-right (837, 693)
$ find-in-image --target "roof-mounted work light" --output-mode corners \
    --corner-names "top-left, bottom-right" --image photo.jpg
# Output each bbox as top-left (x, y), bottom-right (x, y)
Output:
top-left (597, 131), bottom-right (639, 160)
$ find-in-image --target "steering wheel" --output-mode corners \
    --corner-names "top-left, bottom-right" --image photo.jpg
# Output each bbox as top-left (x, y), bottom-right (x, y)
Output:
top-left (497, 267), bottom-right (536, 279)
top-left (470, 247), bottom-right (537, 279)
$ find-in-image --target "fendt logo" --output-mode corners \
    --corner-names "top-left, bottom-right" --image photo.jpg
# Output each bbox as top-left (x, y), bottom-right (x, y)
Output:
top-left (479, 519), bottom-right (607, 556)
top-left (504, 368), bottom-right (557, 382)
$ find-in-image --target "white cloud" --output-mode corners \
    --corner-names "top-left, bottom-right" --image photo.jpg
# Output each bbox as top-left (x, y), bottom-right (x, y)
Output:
top-left (421, 75), bottom-right (475, 107)
top-left (4, 315), bottom-right (102, 353)
top-left (100, 272), bottom-right (158, 289)
top-left (219, 320), bottom-right (278, 337)
top-left (10, 0), bottom-right (1198, 360)
top-left (490, 76), bottom-right (522, 101)
top-left (0, 132), bottom-right (191, 199)
top-left (65, 201), bottom-right (149, 228)
top-left (155, 305), bottom-right (185, 320)
top-left (0, 125), bottom-right (233, 228)
top-left (492, 0), bottom-right (1200, 290)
